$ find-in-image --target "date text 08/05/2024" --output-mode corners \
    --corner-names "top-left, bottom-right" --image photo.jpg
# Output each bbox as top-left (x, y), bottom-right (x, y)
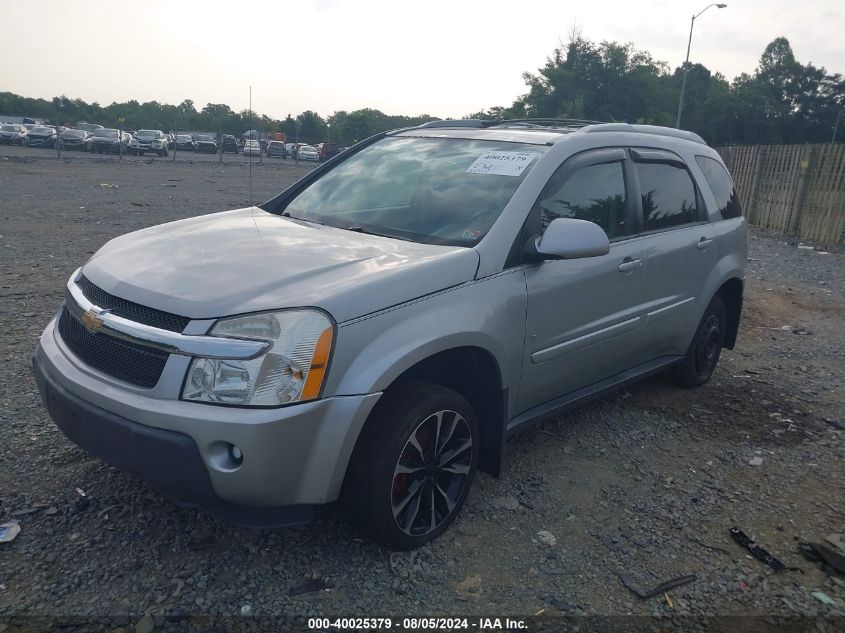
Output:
top-left (307, 617), bottom-right (529, 630)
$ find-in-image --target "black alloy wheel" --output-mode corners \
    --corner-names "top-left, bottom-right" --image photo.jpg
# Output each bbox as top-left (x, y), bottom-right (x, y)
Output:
top-left (674, 295), bottom-right (727, 388)
top-left (344, 382), bottom-right (479, 549)
top-left (391, 408), bottom-right (473, 537)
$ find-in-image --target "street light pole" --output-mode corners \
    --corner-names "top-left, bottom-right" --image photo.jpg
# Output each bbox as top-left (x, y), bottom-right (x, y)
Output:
top-left (675, 3), bottom-right (727, 129)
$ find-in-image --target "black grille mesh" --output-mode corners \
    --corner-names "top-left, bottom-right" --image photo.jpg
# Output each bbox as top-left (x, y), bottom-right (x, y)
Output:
top-left (77, 275), bottom-right (190, 333)
top-left (58, 307), bottom-right (168, 388)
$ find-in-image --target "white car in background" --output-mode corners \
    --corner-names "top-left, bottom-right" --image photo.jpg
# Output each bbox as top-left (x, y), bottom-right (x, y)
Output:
top-left (243, 140), bottom-right (261, 156)
top-left (296, 145), bottom-right (319, 161)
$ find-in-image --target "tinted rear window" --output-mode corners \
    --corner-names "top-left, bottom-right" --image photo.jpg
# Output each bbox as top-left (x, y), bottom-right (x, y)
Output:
top-left (695, 155), bottom-right (742, 219)
top-left (636, 162), bottom-right (698, 231)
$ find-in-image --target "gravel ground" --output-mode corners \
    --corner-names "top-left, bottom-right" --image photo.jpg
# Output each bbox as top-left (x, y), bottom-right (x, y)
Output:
top-left (1, 151), bottom-right (843, 630)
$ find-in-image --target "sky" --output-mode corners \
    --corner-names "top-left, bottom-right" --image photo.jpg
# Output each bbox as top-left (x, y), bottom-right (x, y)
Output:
top-left (2, 0), bottom-right (843, 120)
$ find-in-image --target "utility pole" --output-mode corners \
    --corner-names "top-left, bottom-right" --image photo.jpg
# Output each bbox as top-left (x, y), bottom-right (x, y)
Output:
top-left (675, 4), bottom-right (727, 129)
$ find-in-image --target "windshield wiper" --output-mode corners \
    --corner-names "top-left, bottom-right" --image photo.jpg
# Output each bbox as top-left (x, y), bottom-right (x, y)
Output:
top-left (343, 225), bottom-right (411, 241)
top-left (281, 212), bottom-right (327, 227)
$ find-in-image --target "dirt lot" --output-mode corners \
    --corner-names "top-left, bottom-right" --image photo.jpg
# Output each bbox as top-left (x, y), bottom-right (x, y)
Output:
top-left (1, 150), bottom-right (843, 629)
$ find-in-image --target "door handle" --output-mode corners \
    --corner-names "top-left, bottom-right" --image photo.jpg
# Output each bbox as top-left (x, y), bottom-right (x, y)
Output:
top-left (697, 237), bottom-right (713, 250)
top-left (618, 258), bottom-right (642, 273)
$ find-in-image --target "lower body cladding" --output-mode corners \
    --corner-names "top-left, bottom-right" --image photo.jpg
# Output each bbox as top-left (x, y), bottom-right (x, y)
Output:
top-left (33, 316), bottom-right (381, 527)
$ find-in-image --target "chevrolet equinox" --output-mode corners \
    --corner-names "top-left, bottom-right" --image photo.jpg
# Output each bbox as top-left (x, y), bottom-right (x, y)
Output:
top-left (34, 119), bottom-right (746, 549)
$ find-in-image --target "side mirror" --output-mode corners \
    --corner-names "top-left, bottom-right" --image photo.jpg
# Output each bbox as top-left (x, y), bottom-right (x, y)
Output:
top-left (531, 218), bottom-right (610, 260)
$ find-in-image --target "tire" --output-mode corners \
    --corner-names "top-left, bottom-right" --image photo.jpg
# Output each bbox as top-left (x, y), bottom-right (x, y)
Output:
top-left (673, 295), bottom-right (727, 388)
top-left (343, 381), bottom-right (479, 550)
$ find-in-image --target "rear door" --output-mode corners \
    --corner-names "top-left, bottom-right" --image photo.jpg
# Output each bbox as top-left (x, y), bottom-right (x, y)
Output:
top-left (627, 148), bottom-right (718, 357)
top-left (516, 148), bottom-right (655, 413)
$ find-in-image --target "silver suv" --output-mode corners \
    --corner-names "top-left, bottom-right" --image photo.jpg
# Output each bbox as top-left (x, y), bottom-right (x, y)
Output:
top-left (34, 119), bottom-right (746, 549)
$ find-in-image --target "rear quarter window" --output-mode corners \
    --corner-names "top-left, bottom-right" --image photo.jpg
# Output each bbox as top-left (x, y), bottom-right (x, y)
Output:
top-left (695, 155), bottom-right (742, 220)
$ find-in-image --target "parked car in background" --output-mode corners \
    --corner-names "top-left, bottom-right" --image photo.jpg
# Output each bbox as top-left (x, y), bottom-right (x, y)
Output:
top-left (59, 128), bottom-right (91, 151)
top-left (174, 134), bottom-right (196, 151)
top-left (296, 144), bottom-right (319, 161)
top-left (76, 122), bottom-right (104, 134)
top-left (25, 126), bottom-right (57, 148)
top-left (193, 134), bottom-right (218, 154)
top-left (89, 128), bottom-right (125, 154)
top-left (265, 141), bottom-right (287, 158)
top-left (317, 142), bottom-right (340, 162)
top-left (0, 124), bottom-right (28, 145)
top-left (129, 129), bottom-right (168, 156)
top-left (220, 135), bottom-right (239, 154)
top-left (242, 139), bottom-right (261, 156)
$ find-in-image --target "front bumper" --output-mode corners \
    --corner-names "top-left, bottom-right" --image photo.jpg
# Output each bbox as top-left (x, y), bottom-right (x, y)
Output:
top-left (132, 144), bottom-right (163, 152)
top-left (34, 316), bottom-right (382, 525)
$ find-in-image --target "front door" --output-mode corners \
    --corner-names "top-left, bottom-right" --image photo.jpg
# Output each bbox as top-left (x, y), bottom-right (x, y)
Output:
top-left (516, 149), bottom-right (654, 414)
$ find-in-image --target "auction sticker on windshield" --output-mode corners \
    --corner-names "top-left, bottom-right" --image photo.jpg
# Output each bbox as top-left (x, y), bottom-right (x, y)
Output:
top-left (466, 151), bottom-right (539, 176)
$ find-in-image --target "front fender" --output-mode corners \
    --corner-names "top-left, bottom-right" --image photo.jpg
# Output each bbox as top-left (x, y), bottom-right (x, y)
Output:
top-left (325, 268), bottom-right (528, 418)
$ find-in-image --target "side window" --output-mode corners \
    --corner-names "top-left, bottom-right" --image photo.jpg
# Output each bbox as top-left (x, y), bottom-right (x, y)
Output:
top-left (539, 161), bottom-right (628, 239)
top-left (635, 162), bottom-right (698, 231)
top-left (695, 155), bottom-right (742, 219)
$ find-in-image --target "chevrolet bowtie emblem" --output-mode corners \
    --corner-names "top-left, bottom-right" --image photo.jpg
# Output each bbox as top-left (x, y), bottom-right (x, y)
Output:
top-left (81, 308), bottom-right (106, 333)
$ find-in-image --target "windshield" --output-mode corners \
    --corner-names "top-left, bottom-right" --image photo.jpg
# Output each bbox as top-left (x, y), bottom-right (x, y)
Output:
top-left (62, 130), bottom-right (85, 137)
top-left (93, 129), bottom-right (119, 138)
top-left (30, 127), bottom-right (52, 134)
top-left (136, 130), bottom-right (157, 138)
top-left (176, 134), bottom-right (192, 140)
top-left (280, 136), bottom-right (545, 245)
top-left (196, 134), bottom-right (214, 141)
top-left (1, 125), bottom-right (19, 132)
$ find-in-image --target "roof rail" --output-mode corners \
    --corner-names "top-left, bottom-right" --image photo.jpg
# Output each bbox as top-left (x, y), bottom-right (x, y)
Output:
top-left (409, 119), bottom-right (707, 145)
top-left (579, 123), bottom-right (706, 145)
top-left (416, 119), bottom-right (488, 129)
top-left (414, 118), bottom-right (604, 131)
top-left (489, 118), bottom-right (604, 129)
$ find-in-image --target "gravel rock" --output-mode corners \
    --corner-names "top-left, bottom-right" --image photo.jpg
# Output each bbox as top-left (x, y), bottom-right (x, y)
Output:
top-left (490, 495), bottom-right (521, 511)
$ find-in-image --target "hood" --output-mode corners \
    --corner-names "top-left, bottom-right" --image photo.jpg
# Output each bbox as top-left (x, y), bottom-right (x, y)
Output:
top-left (82, 208), bottom-right (479, 323)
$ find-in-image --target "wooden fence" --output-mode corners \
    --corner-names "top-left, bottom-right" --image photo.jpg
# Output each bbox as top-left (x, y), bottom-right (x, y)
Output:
top-left (716, 143), bottom-right (845, 244)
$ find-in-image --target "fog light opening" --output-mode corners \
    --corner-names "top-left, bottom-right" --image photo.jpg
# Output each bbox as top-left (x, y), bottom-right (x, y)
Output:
top-left (208, 441), bottom-right (245, 472)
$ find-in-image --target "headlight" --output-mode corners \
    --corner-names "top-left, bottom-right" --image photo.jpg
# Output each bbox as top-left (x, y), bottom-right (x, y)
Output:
top-left (182, 309), bottom-right (333, 407)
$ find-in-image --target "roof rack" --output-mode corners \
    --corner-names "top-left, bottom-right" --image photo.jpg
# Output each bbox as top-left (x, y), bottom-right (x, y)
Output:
top-left (488, 118), bottom-right (604, 129)
top-left (410, 119), bottom-right (707, 145)
top-left (415, 119), bottom-right (488, 129)
top-left (415, 118), bottom-right (604, 131)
